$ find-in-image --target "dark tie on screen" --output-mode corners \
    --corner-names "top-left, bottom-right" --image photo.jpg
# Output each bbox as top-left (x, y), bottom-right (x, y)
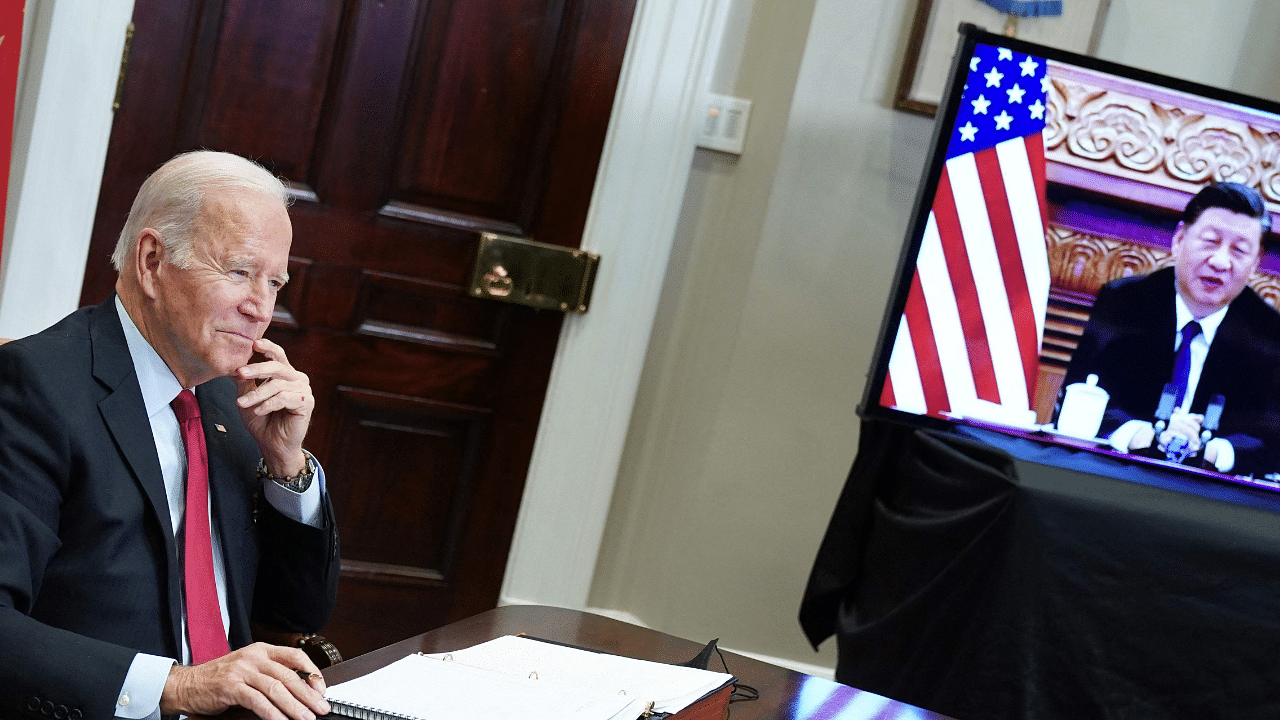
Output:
top-left (171, 389), bottom-right (231, 664)
top-left (1172, 320), bottom-right (1203, 408)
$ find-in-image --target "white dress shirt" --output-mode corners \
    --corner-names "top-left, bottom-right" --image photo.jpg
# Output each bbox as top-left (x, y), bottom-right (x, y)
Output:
top-left (112, 298), bottom-right (324, 719)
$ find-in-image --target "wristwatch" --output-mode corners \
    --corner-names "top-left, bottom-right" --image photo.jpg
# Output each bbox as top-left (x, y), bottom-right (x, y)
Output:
top-left (257, 450), bottom-right (316, 493)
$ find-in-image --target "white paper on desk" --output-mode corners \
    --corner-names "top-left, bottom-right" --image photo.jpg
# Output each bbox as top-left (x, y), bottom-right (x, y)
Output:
top-left (325, 653), bottom-right (645, 720)
top-left (421, 635), bottom-right (734, 714)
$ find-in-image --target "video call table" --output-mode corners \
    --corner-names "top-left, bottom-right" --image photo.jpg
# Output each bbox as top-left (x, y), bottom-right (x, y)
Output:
top-left (322, 604), bottom-right (956, 720)
top-left (802, 420), bottom-right (1280, 720)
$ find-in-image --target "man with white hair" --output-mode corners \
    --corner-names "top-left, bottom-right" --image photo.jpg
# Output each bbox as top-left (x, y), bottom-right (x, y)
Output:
top-left (0, 151), bottom-right (339, 720)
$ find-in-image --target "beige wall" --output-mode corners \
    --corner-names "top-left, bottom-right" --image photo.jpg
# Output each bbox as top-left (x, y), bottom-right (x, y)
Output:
top-left (1094, 0), bottom-right (1280, 103)
top-left (589, 0), bottom-right (931, 671)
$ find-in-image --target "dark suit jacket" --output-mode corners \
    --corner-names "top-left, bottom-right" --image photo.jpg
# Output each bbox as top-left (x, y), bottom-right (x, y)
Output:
top-left (1061, 267), bottom-right (1280, 476)
top-left (0, 297), bottom-right (340, 720)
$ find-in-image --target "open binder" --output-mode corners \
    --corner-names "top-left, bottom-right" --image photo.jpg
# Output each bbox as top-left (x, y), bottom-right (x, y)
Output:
top-left (326, 634), bottom-right (736, 720)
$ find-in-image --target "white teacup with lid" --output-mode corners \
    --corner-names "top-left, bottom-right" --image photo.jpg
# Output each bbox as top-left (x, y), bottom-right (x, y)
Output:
top-left (1056, 374), bottom-right (1109, 440)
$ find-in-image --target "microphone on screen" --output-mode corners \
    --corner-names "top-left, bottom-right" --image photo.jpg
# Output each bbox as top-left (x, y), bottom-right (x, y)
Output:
top-left (1201, 394), bottom-right (1225, 443)
top-left (1153, 383), bottom-right (1177, 435)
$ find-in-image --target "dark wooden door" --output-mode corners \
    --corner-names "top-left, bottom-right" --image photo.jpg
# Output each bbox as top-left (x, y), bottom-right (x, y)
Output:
top-left (80, 0), bottom-right (635, 657)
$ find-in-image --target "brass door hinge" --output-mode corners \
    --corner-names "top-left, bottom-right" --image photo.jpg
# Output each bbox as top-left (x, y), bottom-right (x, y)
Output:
top-left (113, 22), bottom-right (135, 113)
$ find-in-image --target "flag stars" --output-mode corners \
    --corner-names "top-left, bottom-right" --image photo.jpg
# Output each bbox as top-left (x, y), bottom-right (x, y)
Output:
top-left (949, 46), bottom-right (1050, 157)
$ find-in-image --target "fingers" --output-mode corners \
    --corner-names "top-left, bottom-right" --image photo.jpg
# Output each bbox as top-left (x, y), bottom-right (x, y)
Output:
top-left (237, 338), bottom-right (304, 386)
top-left (236, 339), bottom-right (313, 417)
top-left (1158, 430), bottom-right (1201, 455)
top-left (1127, 425), bottom-right (1156, 451)
top-left (238, 360), bottom-right (307, 392)
top-left (248, 652), bottom-right (330, 720)
top-left (162, 644), bottom-right (330, 720)
top-left (1166, 414), bottom-right (1203, 440)
top-left (301, 669), bottom-right (327, 694)
top-left (1166, 411), bottom-right (1201, 430)
top-left (251, 336), bottom-right (291, 364)
top-left (236, 338), bottom-right (314, 464)
top-left (237, 377), bottom-right (313, 416)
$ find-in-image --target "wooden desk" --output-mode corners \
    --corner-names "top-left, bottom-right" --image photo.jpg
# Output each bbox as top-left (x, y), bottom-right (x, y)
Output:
top-left (323, 605), bottom-right (954, 720)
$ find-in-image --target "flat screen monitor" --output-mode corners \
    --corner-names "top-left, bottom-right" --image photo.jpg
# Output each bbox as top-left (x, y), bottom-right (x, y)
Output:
top-left (862, 24), bottom-right (1280, 493)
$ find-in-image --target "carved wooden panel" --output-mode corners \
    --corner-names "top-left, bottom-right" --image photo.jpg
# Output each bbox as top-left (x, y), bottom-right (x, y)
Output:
top-left (1046, 62), bottom-right (1280, 210)
top-left (1046, 226), bottom-right (1170, 294)
top-left (1249, 272), bottom-right (1280, 308)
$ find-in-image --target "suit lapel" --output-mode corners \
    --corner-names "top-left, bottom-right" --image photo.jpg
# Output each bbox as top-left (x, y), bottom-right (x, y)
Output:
top-left (1147, 269), bottom-right (1179, 390)
top-left (1195, 292), bottom-right (1252, 410)
top-left (90, 296), bottom-right (185, 652)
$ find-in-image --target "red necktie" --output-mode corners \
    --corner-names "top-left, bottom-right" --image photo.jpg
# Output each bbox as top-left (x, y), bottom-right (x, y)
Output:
top-left (170, 389), bottom-right (230, 664)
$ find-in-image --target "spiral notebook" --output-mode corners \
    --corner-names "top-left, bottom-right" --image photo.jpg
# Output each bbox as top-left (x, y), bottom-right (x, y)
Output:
top-left (325, 635), bottom-right (735, 720)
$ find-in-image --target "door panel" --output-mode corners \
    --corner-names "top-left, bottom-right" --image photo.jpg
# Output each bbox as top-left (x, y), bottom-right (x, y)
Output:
top-left (184, 1), bottom-right (344, 170)
top-left (82, 0), bottom-right (635, 657)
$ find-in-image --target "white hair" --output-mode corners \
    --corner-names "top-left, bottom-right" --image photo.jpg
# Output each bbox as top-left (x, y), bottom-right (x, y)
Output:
top-left (110, 150), bottom-right (291, 271)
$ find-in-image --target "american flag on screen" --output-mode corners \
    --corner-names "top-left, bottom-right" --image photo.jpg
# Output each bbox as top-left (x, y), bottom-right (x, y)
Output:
top-left (881, 44), bottom-right (1050, 418)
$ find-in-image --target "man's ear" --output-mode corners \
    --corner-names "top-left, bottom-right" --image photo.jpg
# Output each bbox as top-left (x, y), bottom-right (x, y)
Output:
top-left (1170, 221), bottom-right (1187, 251)
top-left (134, 229), bottom-right (166, 299)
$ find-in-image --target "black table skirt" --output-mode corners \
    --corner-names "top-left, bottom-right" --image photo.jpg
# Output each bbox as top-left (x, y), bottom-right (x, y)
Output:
top-left (800, 420), bottom-right (1280, 720)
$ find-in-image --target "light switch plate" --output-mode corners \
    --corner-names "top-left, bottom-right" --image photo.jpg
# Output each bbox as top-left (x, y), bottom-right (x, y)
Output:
top-left (696, 93), bottom-right (751, 155)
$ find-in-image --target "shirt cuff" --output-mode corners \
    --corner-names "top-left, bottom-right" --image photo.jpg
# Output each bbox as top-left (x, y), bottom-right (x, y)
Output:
top-left (115, 653), bottom-right (173, 719)
top-left (262, 457), bottom-right (325, 528)
top-left (1206, 437), bottom-right (1235, 473)
top-left (1108, 420), bottom-right (1152, 453)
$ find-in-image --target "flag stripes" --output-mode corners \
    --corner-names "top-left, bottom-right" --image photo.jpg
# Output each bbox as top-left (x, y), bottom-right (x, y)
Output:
top-left (902, 271), bottom-right (950, 414)
top-left (932, 166), bottom-right (1000, 405)
top-left (879, 43), bottom-right (1051, 420)
top-left (884, 137), bottom-right (1048, 417)
top-left (976, 144), bottom-right (1039, 395)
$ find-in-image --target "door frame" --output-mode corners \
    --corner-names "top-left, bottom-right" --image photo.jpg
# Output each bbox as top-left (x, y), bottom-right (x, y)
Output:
top-left (0, 0), bottom-right (136, 338)
top-left (2, 0), bottom-right (733, 612)
top-left (500, 0), bottom-right (736, 609)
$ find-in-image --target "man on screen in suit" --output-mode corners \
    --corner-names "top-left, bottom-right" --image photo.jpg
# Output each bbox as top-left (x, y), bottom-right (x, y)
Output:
top-left (1061, 182), bottom-right (1280, 476)
top-left (0, 151), bottom-right (339, 720)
